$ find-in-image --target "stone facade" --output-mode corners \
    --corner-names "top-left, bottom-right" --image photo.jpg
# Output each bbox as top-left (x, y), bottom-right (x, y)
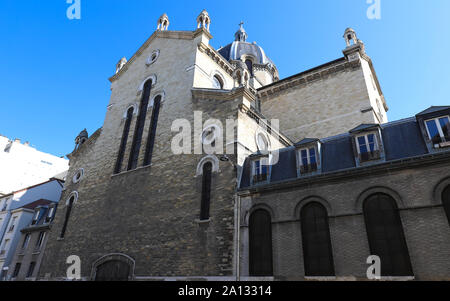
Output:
top-left (238, 154), bottom-right (450, 280)
top-left (37, 12), bottom-right (444, 281)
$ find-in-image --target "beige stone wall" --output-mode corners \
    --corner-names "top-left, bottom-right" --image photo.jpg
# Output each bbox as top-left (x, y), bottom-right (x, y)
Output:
top-left (259, 59), bottom-right (382, 142)
top-left (40, 32), bottom-right (239, 279)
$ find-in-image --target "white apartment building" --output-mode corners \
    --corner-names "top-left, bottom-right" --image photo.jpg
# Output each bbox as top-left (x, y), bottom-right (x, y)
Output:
top-left (0, 135), bottom-right (69, 195)
top-left (0, 179), bottom-right (64, 280)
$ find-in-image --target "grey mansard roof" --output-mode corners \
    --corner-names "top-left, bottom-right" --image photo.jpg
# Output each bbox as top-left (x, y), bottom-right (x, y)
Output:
top-left (239, 115), bottom-right (441, 190)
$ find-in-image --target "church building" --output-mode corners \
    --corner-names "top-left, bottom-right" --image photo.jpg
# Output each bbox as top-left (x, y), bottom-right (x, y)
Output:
top-left (39, 11), bottom-right (450, 280)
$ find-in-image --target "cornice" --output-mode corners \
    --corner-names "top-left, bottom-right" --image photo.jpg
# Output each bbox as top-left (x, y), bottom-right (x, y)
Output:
top-left (238, 104), bottom-right (293, 147)
top-left (197, 42), bottom-right (234, 76)
top-left (191, 86), bottom-right (256, 102)
top-left (257, 58), bottom-right (360, 100)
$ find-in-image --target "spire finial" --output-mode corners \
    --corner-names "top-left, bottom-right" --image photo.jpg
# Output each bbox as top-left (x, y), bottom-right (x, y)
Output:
top-left (235, 21), bottom-right (248, 42)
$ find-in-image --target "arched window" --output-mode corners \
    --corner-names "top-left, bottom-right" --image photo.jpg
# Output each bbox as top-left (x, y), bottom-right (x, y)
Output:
top-left (442, 185), bottom-right (450, 226)
top-left (143, 95), bottom-right (162, 166)
top-left (300, 202), bottom-right (335, 276)
top-left (212, 75), bottom-right (223, 89)
top-left (249, 209), bottom-right (273, 276)
top-left (95, 260), bottom-right (131, 281)
top-left (128, 80), bottom-right (152, 170)
top-left (60, 194), bottom-right (76, 239)
top-left (200, 162), bottom-right (212, 221)
top-left (114, 107), bottom-right (134, 174)
top-left (245, 59), bottom-right (253, 76)
top-left (363, 193), bottom-right (413, 276)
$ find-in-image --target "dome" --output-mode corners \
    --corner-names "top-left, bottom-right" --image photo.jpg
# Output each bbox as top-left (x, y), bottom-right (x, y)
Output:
top-left (218, 23), bottom-right (274, 66)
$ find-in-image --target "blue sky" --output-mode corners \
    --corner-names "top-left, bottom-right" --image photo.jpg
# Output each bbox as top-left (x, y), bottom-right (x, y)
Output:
top-left (1, 0), bottom-right (449, 157)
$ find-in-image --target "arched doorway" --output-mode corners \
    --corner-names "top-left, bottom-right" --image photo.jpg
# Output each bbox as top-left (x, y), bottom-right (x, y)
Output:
top-left (92, 254), bottom-right (134, 281)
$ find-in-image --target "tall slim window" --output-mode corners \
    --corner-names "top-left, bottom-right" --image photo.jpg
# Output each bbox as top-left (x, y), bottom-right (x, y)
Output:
top-left (26, 262), bottom-right (36, 278)
top-left (128, 80), bottom-right (152, 170)
top-left (300, 202), bottom-right (335, 276)
top-left (249, 209), bottom-right (273, 276)
top-left (114, 107), bottom-right (134, 174)
top-left (442, 185), bottom-right (450, 226)
top-left (363, 193), bottom-right (413, 276)
top-left (12, 263), bottom-right (21, 278)
top-left (200, 162), bottom-right (213, 221)
top-left (245, 59), bottom-right (253, 76)
top-left (60, 196), bottom-right (75, 239)
top-left (143, 95), bottom-right (162, 166)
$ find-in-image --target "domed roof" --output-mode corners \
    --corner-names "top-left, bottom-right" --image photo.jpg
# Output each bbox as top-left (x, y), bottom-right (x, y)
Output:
top-left (218, 23), bottom-right (274, 66)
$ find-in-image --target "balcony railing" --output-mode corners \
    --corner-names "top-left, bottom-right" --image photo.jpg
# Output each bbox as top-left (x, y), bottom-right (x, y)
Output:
top-left (253, 173), bottom-right (268, 184)
top-left (300, 163), bottom-right (318, 175)
top-left (359, 150), bottom-right (381, 163)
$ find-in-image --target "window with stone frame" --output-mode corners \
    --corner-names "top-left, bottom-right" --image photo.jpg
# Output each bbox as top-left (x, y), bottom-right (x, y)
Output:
top-left (356, 133), bottom-right (380, 162)
top-left (26, 262), bottom-right (36, 278)
top-left (425, 116), bottom-right (450, 147)
top-left (298, 147), bottom-right (318, 175)
top-left (35, 231), bottom-right (46, 250)
top-left (22, 234), bottom-right (30, 250)
top-left (12, 262), bottom-right (21, 278)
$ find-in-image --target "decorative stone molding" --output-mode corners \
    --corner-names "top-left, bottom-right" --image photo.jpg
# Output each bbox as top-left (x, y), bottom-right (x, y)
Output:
top-left (196, 155), bottom-right (220, 176)
top-left (66, 191), bottom-right (79, 205)
top-left (72, 169), bottom-right (84, 184)
top-left (257, 58), bottom-right (360, 100)
top-left (90, 253), bottom-right (135, 281)
top-left (146, 49), bottom-right (160, 66)
top-left (138, 74), bottom-right (157, 92)
top-left (149, 90), bottom-right (166, 108)
top-left (197, 42), bottom-right (234, 76)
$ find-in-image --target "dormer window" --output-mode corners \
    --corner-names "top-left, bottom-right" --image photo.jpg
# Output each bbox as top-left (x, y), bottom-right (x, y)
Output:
top-left (425, 116), bottom-right (450, 147)
top-left (299, 147), bottom-right (318, 175)
top-left (356, 133), bottom-right (380, 162)
top-left (295, 138), bottom-right (321, 177)
top-left (252, 156), bottom-right (269, 184)
top-left (45, 207), bottom-right (55, 224)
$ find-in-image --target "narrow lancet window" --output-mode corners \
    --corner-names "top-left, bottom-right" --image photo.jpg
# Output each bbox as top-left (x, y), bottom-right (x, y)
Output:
top-left (200, 162), bottom-right (213, 221)
top-left (143, 95), bottom-right (162, 166)
top-left (60, 195), bottom-right (75, 239)
top-left (114, 107), bottom-right (134, 174)
top-left (128, 80), bottom-right (152, 170)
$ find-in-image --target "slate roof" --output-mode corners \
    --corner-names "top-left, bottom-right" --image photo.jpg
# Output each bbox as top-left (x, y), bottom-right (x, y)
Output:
top-left (416, 106), bottom-right (450, 117)
top-left (239, 113), bottom-right (443, 189)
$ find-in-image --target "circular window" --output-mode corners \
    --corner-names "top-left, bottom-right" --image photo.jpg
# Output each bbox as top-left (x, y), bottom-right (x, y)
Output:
top-left (72, 169), bottom-right (84, 184)
top-left (256, 133), bottom-right (269, 152)
top-left (146, 50), bottom-right (160, 66)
